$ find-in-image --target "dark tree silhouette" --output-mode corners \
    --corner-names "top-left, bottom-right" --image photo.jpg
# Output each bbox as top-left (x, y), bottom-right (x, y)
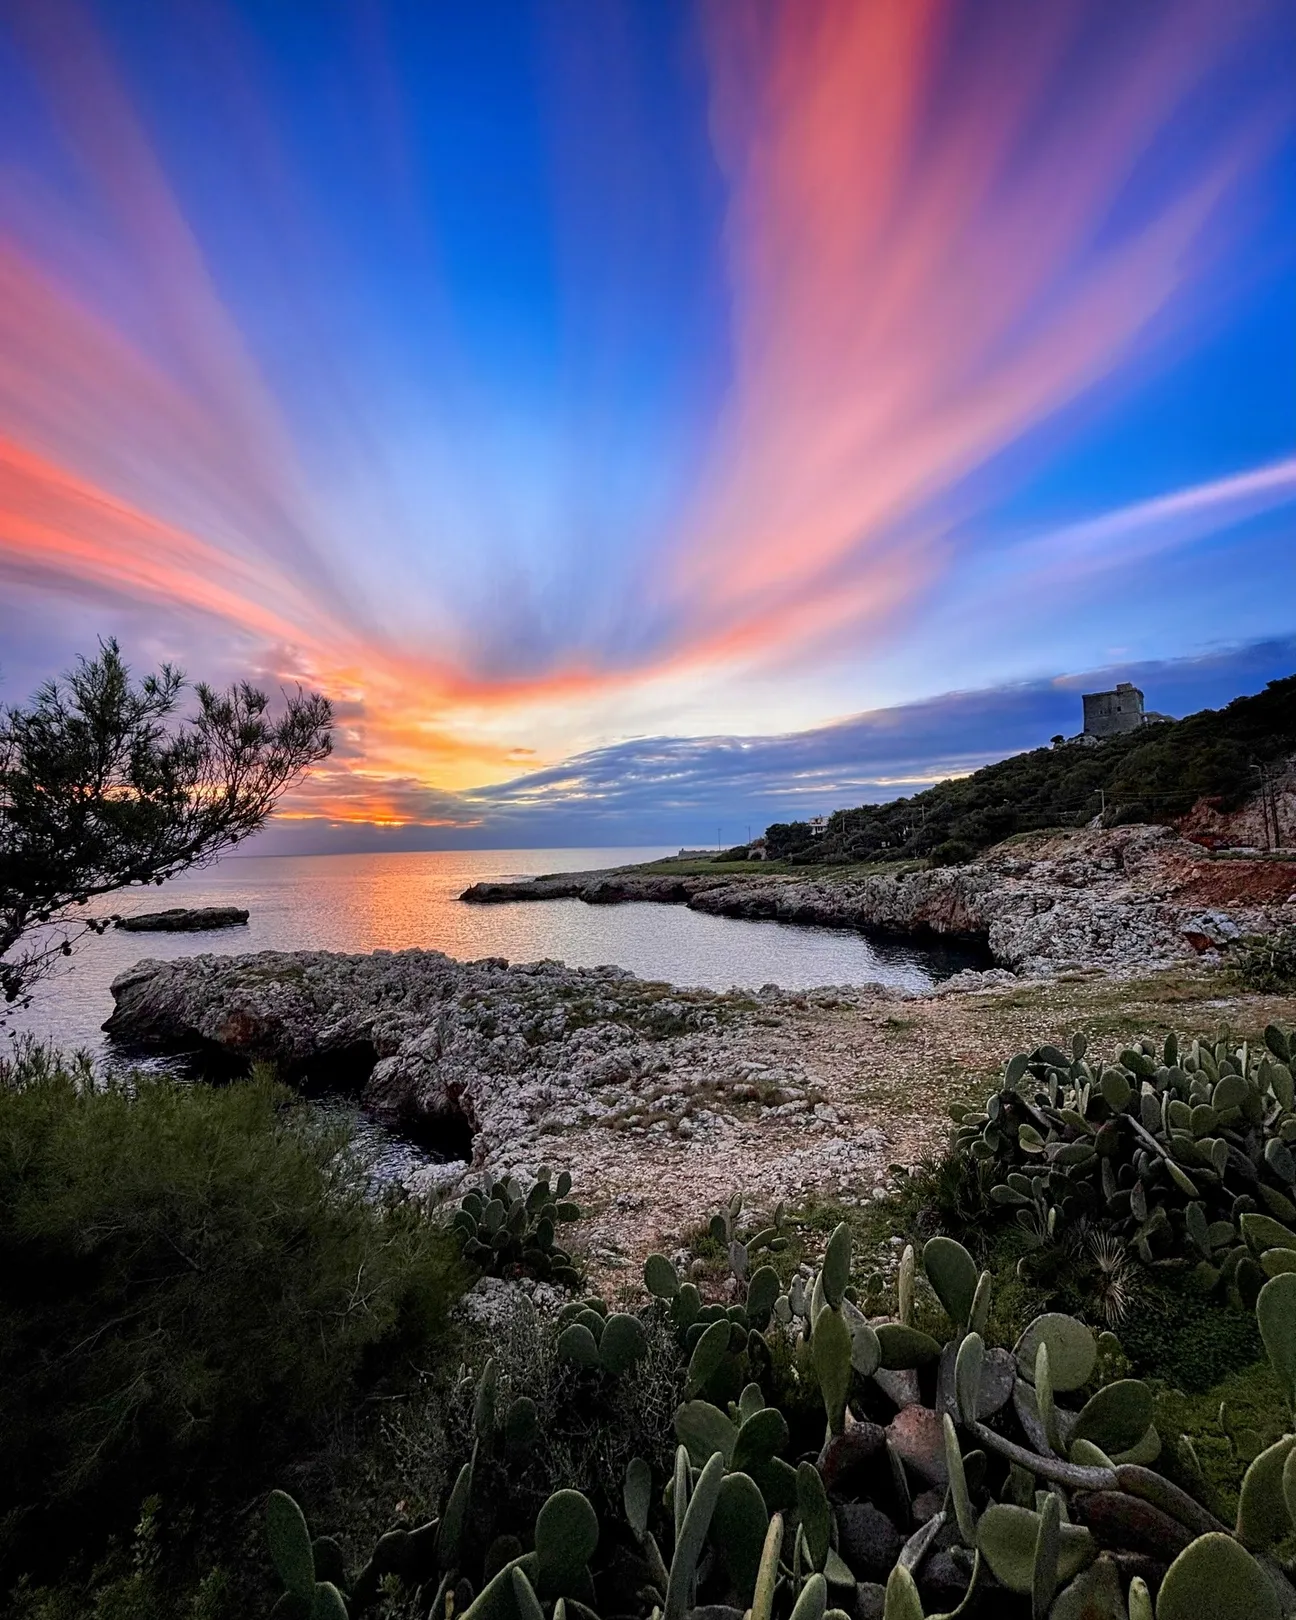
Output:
top-left (1, 640), bottom-right (333, 1006)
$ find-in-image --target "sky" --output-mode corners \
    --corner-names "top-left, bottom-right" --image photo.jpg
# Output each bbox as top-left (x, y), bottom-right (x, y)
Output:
top-left (0, 0), bottom-right (1293, 851)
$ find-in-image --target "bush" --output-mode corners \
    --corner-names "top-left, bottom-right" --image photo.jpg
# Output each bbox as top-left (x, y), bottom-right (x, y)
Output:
top-left (384, 1295), bottom-right (682, 1548)
top-left (0, 1043), bottom-right (462, 1589)
top-left (1232, 926), bottom-right (1296, 993)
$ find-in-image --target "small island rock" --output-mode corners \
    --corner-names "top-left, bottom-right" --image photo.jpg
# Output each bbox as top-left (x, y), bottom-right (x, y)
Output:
top-left (115, 907), bottom-right (250, 933)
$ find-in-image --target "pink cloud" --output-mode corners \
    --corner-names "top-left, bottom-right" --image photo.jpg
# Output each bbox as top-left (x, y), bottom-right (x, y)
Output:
top-left (675, 0), bottom-right (1277, 649)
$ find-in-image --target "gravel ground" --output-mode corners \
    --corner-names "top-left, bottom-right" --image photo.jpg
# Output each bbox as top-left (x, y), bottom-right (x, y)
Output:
top-left (561, 965), bottom-right (1296, 1290)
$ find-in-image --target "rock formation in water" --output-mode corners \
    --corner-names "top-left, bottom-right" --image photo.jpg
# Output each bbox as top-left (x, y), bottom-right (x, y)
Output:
top-left (115, 907), bottom-right (250, 932)
top-left (463, 826), bottom-right (1295, 977)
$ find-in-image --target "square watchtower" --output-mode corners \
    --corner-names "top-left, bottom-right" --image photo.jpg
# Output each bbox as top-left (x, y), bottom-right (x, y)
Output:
top-left (1082, 682), bottom-right (1146, 739)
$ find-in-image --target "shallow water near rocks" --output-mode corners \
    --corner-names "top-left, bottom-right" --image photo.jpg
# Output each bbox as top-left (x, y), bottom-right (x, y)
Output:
top-left (8, 847), bottom-right (989, 1182)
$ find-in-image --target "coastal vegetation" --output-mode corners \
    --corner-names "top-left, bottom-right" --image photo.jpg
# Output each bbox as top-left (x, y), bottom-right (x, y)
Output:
top-left (1235, 929), bottom-right (1296, 996)
top-left (0, 640), bottom-right (332, 1009)
top-left (764, 674), bottom-right (1296, 866)
top-left (263, 1088), bottom-right (1296, 1620)
top-left (0, 1043), bottom-right (460, 1616)
top-left (3, 642), bottom-right (1293, 1616)
top-left (10, 1014), bottom-right (1296, 1617)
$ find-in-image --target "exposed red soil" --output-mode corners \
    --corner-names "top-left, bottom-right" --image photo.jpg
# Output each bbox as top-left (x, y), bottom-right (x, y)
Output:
top-left (1161, 857), bottom-right (1296, 907)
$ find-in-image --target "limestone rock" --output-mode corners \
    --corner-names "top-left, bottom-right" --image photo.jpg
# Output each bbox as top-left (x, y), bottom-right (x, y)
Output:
top-left (462, 826), bottom-right (1291, 980)
top-left (115, 907), bottom-right (249, 932)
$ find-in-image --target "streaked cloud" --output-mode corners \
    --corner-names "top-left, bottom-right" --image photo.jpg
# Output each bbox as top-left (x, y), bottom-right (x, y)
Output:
top-left (0, 1), bottom-right (1290, 837)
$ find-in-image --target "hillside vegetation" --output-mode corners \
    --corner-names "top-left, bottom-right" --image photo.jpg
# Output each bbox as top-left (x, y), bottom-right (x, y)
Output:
top-left (765, 672), bottom-right (1295, 866)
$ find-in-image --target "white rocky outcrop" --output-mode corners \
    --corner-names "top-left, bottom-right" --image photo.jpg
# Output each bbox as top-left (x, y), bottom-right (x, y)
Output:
top-left (103, 948), bottom-right (880, 1180)
top-left (465, 826), bottom-right (1291, 978)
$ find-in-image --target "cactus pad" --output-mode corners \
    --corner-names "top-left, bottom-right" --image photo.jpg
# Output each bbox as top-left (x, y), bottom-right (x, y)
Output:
top-left (812, 1305), bottom-right (853, 1434)
top-left (266, 1490), bottom-right (316, 1602)
top-left (686, 1316), bottom-right (732, 1396)
top-left (1257, 1273), bottom-right (1296, 1414)
top-left (923, 1235), bottom-right (978, 1331)
top-left (599, 1312), bottom-right (648, 1374)
top-left (1070, 1380), bottom-right (1154, 1456)
top-left (1156, 1531), bottom-right (1281, 1620)
top-left (1014, 1314), bottom-right (1097, 1393)
top-left (675, 1399), bottom-right (738, 1468)
top-left (644, 1253), bottom-right (679, 1298)
top-left (535, 1489), bottom-right (599, 1598)
top-left (875, 1323), bottom-right (941, 1368)
top-left (711, 1471), bottom-right (770, 1601)
top-left (556, 1323), bottom-right (600, 1368)
top-left (976, 1503), bottom-right (1093, 1595)
top-left (796, 1461), bottom-right (832, 1569)
top-left (1236, 1434), bottom-right (1296, 1550)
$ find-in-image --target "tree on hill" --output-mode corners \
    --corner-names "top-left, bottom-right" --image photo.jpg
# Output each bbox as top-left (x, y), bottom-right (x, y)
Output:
top-left (0, 640), bottom-right (332, 1007)
top-left (767, 673), bottom-right (1296, 867)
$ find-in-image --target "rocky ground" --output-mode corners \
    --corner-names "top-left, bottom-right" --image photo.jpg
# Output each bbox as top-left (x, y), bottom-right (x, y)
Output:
top-left (103, 935), bottom-right (1296, 1291)
top-left (463, 825), bottom-right (1296, 977)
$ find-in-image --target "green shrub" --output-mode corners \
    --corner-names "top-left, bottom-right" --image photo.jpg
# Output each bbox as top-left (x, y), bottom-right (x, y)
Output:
top-left (1117, 1279), bottom-right (1263, 1392)
top-left (0, 1043), bottom-right (462, 1588)
top-left (1232, 927), bottom-right (1296, 993)
top-left (383, 1293), bottom-right (683, 1546)
top-left (6, 1497), bottom-right (231, 1620)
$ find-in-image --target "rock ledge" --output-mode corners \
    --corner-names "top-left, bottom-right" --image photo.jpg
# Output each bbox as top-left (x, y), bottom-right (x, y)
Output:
top-left (115, 907), bottom-right (249, 932)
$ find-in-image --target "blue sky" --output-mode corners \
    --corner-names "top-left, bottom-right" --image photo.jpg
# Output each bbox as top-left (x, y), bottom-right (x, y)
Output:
top-left (0, 0), bottom-right (1292, 846)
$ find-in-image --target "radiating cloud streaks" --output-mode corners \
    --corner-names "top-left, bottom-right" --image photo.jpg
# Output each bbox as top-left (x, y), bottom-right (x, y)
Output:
top-left (675, 0), bottom-right (1274, 656)
top-left (0, 0), bottom-right (1290, 839)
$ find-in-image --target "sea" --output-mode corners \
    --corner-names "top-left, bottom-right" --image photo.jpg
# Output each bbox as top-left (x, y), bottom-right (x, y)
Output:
top-left (5, 848), bottom-right (987, 1178)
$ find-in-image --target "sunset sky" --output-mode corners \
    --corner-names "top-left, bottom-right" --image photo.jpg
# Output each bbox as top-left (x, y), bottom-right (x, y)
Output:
top-left (0, 0), bottom-right (1293, 849)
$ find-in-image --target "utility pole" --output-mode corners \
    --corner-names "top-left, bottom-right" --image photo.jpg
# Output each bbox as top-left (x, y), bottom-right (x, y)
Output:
top-left (1252, 765), bottom-right (1279, 851)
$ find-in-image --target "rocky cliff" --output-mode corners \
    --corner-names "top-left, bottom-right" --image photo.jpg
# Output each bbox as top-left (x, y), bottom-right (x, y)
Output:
top-left (103, 948), bottom-right (892, 1186)
top-left (462, 826), bottom-right (1295, 977)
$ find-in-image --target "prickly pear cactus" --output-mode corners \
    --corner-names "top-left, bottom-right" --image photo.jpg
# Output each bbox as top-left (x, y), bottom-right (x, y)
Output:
top-left (951, 1025), bottom-right (1296, 1291)
top-left (450, 1167), bottom-right (584, 1286)
top-left (267, 1182), bottom-right (1296, 1620)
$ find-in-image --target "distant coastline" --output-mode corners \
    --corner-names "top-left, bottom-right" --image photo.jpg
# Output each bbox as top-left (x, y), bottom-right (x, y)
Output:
top-left (462, 824), bottom-right (1296, 980)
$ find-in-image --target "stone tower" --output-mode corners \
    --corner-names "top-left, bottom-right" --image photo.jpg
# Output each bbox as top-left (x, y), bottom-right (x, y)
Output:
top-left (1082, 682), bottom-right (1146, 739)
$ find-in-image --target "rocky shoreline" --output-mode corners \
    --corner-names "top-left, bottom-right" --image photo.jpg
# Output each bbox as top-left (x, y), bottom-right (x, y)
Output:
top-left (99, 826), bottom-right (1296, 1275)
top-left (463, 825), bottom-right (1295, 978)
top-left (103, 947), bottom-right (917, 1195)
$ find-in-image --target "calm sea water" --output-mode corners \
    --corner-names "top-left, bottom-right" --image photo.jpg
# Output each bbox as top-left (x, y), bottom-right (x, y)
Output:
top-left (7, 848), bottom-right (984, 1176)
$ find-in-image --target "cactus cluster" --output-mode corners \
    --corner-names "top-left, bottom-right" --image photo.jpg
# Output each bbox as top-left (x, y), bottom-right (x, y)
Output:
top-left (269, 1183), bottom-right (1296, 1619)
top-left (554, 1294), bottom-right (650, 1374)
top-left (951, 1024), bottom-right (1296, 1296)
top-left (642, 1194), bottom-right (790, 1367)
top-left (450, 1168), bottom-right (583, 1286)
top-left (266, 1354), bottom-right (598, 1619)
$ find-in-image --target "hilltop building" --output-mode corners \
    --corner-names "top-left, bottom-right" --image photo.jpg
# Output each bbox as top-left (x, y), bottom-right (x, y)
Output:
top-left (1083, 682), bottom-right (1146, 738)
top-left (1065, 682), bottom-right (1171, 744)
